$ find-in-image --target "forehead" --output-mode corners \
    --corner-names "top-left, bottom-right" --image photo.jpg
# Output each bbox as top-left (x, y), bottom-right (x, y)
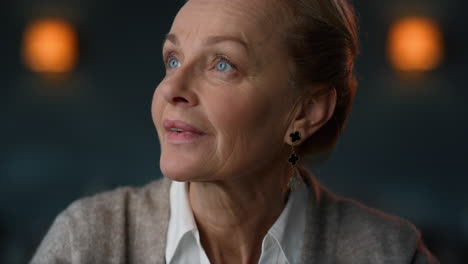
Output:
top-left (170, 0), bottom-right (283, 47)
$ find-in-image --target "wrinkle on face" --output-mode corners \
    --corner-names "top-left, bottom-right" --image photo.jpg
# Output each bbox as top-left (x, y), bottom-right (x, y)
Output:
top-left (155, 0), bottom-right (297, 182)
top-left (173, 0), bottom-right (288, 73)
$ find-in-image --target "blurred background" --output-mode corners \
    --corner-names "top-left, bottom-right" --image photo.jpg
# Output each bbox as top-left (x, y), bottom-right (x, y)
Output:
top-left (1, 0), bottom-right (467, 263)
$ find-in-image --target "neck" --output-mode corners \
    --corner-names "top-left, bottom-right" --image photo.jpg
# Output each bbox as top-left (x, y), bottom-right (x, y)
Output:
top-left (188, 162), bottom-right (291, 264)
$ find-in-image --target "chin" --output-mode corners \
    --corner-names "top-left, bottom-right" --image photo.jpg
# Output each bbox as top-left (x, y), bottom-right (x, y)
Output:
top-left (160, 151), bottom-right (205, 182)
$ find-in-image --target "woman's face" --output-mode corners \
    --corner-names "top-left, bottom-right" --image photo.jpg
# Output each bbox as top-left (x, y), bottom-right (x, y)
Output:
top-left (152, 0), bottom-right (297, 182)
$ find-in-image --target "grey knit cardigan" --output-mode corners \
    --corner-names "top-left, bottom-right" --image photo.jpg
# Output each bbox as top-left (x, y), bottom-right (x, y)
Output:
top-left (30, 166), bottom-right (439, 264)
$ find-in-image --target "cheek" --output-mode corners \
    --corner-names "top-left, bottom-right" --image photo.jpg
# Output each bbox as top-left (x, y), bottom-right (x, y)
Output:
top-left (151, 87), bottom-right (165, 137)
top-left (208, 90), bottom-right (280, 166)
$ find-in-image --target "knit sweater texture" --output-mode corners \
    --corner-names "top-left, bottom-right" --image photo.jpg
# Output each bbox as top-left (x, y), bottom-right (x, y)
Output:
top-left (30, 166), bottom-right (439, 264)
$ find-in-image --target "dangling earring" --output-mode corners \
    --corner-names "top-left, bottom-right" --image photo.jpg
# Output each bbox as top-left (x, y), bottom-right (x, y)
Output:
top-left (287, 131), bottom-right (301, 191)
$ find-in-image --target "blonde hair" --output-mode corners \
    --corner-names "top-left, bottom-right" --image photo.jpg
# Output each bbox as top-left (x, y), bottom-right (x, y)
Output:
top-left (280, 0), bottom-right (359, 165)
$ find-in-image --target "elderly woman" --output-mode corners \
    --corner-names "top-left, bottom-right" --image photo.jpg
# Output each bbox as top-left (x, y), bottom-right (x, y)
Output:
top-left (31, 0), bottom-right (439, 263)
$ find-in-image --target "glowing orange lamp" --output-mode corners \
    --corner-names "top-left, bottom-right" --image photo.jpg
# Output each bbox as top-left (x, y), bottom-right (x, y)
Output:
top-left (22, 18), bottom-right (78, 74)
top-left (388, 16), bottom-right (443, 72)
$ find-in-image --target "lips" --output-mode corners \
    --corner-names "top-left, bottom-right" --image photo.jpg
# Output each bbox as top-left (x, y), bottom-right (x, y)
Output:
top-left (163, 119), bottom-right (205, 135)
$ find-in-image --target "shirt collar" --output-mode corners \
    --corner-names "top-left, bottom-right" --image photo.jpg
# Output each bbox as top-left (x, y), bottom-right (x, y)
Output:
top-left (165, 168), bottom-right (308, 264)
top-left (165, 180), bottom-right (198, 263)
top-left (266, 168), bottom-right (308, 263)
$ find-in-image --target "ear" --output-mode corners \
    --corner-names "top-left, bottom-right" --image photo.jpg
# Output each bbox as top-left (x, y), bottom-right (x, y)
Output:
top-left (284, 85), bottom-right (337, 145)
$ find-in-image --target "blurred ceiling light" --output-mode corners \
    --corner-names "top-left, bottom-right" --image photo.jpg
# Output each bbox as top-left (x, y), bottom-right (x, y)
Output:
top-left (22, 18), bottom-right (78, 74)
top-left (388, 16), bottom-right (443, 72)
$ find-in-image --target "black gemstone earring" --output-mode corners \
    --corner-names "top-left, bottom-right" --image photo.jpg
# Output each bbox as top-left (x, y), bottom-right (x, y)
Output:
top-left (288, 131), bottom-right (301, 166)
top-left (287, 131), bottom-right (301, 191)
top-left (290, 131), bottom-right (301, 143)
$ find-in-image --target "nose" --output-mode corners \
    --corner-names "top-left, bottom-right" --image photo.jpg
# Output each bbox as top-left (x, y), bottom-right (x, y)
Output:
top-left (158, 68), bottom-right (199, 107)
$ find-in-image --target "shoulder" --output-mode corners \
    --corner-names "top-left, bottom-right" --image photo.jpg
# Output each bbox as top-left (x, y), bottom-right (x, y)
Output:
top-left (332, 195), bottom-right (438, 263)
top-left (65, 177), bottom-right (171, 224)
top-left (63, 176), bottom-right (172, 245)
top-left (298, 166), bottom-right (438, 263)
top-left (334, 195), bottom-right (420, 257)
top-left (30, 177), bottom-right (172, 264)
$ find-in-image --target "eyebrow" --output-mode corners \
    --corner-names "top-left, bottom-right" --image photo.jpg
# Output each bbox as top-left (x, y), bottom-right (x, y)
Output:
top-left (163, 33), bottom-right (249, 53)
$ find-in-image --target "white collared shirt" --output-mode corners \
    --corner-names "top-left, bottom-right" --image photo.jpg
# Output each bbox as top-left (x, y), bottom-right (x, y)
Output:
top-left (165, 170), bottom-right (308, 264)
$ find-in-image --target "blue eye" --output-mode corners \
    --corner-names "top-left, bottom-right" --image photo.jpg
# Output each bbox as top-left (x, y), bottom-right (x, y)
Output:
top-left (167, 57), bottom-right (181, 69)
top-left (215, 60), bottom-right (234, 72)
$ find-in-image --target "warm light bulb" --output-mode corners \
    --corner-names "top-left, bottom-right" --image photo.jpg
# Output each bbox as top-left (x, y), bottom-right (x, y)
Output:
top-left (388, 16), bottom-right (443, 72)
top-left (22, 18), bottom-right (78, 73)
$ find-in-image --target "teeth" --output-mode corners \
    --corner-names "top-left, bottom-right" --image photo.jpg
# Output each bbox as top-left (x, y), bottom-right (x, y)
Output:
top-left (170, 128), bottom-right (185, 132)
